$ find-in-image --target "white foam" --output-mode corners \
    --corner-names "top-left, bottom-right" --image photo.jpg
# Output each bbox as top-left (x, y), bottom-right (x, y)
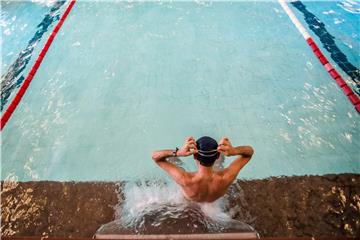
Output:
top-left (118, 181), bottom-right (232, 222)
top-left (111, 180), bottom-right (254, 232)
top-left (118, 181), bottom-right (186, 220)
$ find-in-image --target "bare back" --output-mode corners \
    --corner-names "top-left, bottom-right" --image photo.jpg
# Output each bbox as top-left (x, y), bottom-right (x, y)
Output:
top-left (180, 171), bottom-right (230, 202)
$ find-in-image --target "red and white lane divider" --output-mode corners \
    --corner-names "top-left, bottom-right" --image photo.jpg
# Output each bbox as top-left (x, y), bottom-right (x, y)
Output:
top-left (0, 0), bottom-right (76, 131)
top-left (278, 0), bottom-right (360, 113)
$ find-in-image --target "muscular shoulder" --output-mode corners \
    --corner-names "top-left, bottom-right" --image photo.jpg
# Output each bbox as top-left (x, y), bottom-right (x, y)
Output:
top-left (181, 172), bottom-right (196, 186)
top-left (213, 171), bottom-right (232, 187)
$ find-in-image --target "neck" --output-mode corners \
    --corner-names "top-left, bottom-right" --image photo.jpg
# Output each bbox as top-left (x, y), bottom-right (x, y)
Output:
top-left (197, 164), bottom-right (213, 176)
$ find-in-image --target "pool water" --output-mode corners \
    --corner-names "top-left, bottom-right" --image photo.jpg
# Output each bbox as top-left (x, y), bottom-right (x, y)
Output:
top-left (1, 1), bottom-right (54, 74)
top-left (1, 0), bottom-right (359, 181)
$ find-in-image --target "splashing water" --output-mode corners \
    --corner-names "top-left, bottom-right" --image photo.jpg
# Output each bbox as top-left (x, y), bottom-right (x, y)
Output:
top-left (96, 180), bottom-right (257, 235)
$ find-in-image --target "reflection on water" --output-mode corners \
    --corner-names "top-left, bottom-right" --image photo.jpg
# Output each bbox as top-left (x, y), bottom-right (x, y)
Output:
top-left (1, 1), bottom-right (66, 110)
top-left (278, 81), bottom-right (354, 151)
top-left (96, 180), bottom-right (257, 235)
top-left (338, 0), bottom-right (360, 15)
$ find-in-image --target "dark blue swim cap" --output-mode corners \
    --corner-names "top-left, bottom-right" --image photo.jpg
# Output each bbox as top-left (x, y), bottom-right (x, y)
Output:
top-left (195, 136), bottom-right (220, 167)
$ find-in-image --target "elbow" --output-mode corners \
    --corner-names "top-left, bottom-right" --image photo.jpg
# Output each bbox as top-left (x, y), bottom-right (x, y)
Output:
top-left (249, 146), bottom-right (254, 156)
top-left (246, 146), bottom-right (254, 160)
top-left (152, 152), bottom-right (160, 162)
top-left (152, 152), bottom-right (157, 161)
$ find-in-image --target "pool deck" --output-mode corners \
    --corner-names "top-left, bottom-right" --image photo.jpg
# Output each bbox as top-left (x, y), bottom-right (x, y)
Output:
top-left (1, 174), bottom-right (359, 237)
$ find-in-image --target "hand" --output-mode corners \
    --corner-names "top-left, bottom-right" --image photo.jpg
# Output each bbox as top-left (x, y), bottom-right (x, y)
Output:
top-left (177, 136), bottom-right (198, 157)
top-left (217, 137), bottom-right (234, 156)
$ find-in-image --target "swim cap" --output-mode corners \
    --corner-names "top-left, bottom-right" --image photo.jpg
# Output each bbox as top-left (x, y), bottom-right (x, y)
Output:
top-left (194, 136), bottom-right (220, 167)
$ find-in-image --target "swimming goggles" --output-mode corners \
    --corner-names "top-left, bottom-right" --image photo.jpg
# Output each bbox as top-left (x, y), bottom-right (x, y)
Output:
top-left (197, 149), bottom-right (218, 157)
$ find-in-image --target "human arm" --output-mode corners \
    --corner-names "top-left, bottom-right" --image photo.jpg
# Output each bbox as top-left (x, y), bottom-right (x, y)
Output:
top-left (151, 137), bottom-right (198, 186)
top-left (217, 137), bottom-right (254, 184)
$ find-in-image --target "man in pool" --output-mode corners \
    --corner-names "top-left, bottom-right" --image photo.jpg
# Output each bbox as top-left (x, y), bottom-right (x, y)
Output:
top-left (152, 136), bottom-right (254, 202)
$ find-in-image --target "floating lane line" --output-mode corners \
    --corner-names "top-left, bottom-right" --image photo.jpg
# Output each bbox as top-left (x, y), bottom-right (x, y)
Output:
top-left (278, 0), bottom-right (360, 113)
top-left (0, 0), bottom-right (77, 130)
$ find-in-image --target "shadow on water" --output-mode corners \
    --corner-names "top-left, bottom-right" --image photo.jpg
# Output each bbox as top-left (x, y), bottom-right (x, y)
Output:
top-left (96, 177), bottom-right (257, 235)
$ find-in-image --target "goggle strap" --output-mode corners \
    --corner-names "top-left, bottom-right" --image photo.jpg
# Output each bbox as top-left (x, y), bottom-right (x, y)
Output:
top-left (197, 152), bottom-right (218, 157)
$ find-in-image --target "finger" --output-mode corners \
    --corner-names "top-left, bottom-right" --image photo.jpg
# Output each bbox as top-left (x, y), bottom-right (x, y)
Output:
top-left (188, 143), bottom-right (197, 149)
top-left (189, 148), bottom-right (197, 154)
top-left (217, 146), bottom-right (225, 151)
top-left (219, 145), bottom-right (230, 151)
top-left (219, 138), bottom-right (226, 145)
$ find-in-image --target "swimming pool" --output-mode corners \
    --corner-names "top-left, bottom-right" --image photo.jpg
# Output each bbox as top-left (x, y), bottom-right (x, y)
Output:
top-left (1, 0), bottom-right (359, 182)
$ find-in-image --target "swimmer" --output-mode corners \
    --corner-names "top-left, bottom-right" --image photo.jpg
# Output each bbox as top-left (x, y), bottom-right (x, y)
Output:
top-left (152, 136), bottom-right (254, 202)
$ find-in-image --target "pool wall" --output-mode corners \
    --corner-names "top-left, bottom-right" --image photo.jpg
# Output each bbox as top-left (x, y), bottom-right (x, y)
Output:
top-left (1, 173), bottom-right (359, 237)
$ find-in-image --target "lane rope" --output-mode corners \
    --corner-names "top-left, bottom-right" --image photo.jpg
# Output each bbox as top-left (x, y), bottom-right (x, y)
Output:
top-left (0, 0), bottom-right (77, 130)
top-left (278, 0), bottom-right (360, 113)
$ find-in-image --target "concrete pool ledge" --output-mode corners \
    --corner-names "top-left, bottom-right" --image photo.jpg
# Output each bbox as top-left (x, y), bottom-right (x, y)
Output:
top-left (95, 233), bottom-right (259, 239)
top-left (1, 174), bottom-right (359, 237)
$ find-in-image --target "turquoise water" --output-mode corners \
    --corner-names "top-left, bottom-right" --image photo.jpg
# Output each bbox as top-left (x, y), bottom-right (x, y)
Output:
top-left (1, 1), bottom-right (359, 181)
top-left (291, 0), bottom-right (359, 94)
top-left (1, 0), bottom-right (66, 110)
top-left (1, 1), bottom-right (52, 73)
top-left (300, 0), bottom-right (359, 63)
